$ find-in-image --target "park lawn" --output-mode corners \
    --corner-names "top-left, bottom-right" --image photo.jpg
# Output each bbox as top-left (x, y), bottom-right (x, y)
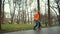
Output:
top-left (1, 24), bottom-right (58, 32)
top-left (1, 24), bottom-right (34, 32)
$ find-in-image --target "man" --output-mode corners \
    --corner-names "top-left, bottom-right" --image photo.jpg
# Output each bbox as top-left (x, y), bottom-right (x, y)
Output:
top-left (33, 11), bottom-right (41, 30)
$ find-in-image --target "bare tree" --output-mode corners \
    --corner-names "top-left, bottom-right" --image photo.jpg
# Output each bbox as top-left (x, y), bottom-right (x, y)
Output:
top-left (22, 10), bottom-right (26, 24)
top-left (16, 0), bottom-right (21, 24)
top-left (29, 0), bottom-right (33, 24)
top-left (12, 0), bottom-right (17, 24)
top-left (8, 0), bottom-right (16, 24)
top-left (17, 5), bottom-right (20, 24)
top-left (50, 6), bottom-right (58, 16)
top-left (55, 0), bottom-right (60, 25)
top-left (24, 0), bottom-right (27, 24)
top-left (8, 0), bottom-right (12, 24)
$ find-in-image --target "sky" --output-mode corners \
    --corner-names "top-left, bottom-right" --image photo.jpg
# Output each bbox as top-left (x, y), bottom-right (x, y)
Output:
top-left (4, 0), bottom-right (44, 14)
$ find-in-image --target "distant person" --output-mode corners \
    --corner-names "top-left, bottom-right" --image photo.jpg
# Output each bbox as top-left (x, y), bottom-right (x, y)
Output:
top-left (33, 11), bottom-right (41, 30)
top-left (45, 21), bottom-right (48, 27)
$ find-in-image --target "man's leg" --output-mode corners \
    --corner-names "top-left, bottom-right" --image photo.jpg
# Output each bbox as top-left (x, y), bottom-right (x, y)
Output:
top-left (33, 21), bottom-right (38, 30)
top-left (38, 21), bottom-right (41, 30)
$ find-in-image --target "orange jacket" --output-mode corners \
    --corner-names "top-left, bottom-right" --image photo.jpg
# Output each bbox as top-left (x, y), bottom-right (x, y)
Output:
top-left (34, 12), bottom-right (40, 21)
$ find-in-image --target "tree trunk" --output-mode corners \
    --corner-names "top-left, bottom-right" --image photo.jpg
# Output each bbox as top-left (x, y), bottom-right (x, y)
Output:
top-left (37, 0), bottom-right (40, 11)
top-left (17, 6), bottom-right (20, 24)
top-left (11, 16), bottom-right (13, 24)
top-left (48, 0), bottom-right (51, 26)
top-left (2, 0), bottom-right (5, 24)
top-left (24, 11), bottom-right (26, 24)
top-left (27, 7), bottom-right (29, 24)
top-left (18, 6), bottom-right (20, 24)
top-left (8, 0), bottom-right (13, 24)
top-left (58, 5), bottom-right (60, 25)
top-left (17, 16), bottom-right (19, 24)
top-left (31, 6), bottom-right (32, 24)
top-left (0, 0), bottom-right (2, 31)
top-left (37, 0), bottom-right (40, 20)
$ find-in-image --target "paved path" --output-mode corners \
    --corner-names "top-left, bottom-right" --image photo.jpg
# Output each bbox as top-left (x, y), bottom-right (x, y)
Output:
top-left (2, 26), bottom-right (60, 34)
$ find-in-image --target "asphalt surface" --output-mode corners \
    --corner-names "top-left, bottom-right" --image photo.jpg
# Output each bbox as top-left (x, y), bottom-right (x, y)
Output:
top-left (2, 26), bottom-right (60, 34)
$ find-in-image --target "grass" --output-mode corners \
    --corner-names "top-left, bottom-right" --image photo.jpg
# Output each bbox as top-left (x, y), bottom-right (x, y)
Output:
top-left (1, 24), bottom-right (34, 32)
top-left (1, 24), bottom-right (59, 32)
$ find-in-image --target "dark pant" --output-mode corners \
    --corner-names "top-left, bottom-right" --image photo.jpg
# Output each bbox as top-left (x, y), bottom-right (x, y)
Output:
top-left (34, 20), bottom-right (41, 29)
